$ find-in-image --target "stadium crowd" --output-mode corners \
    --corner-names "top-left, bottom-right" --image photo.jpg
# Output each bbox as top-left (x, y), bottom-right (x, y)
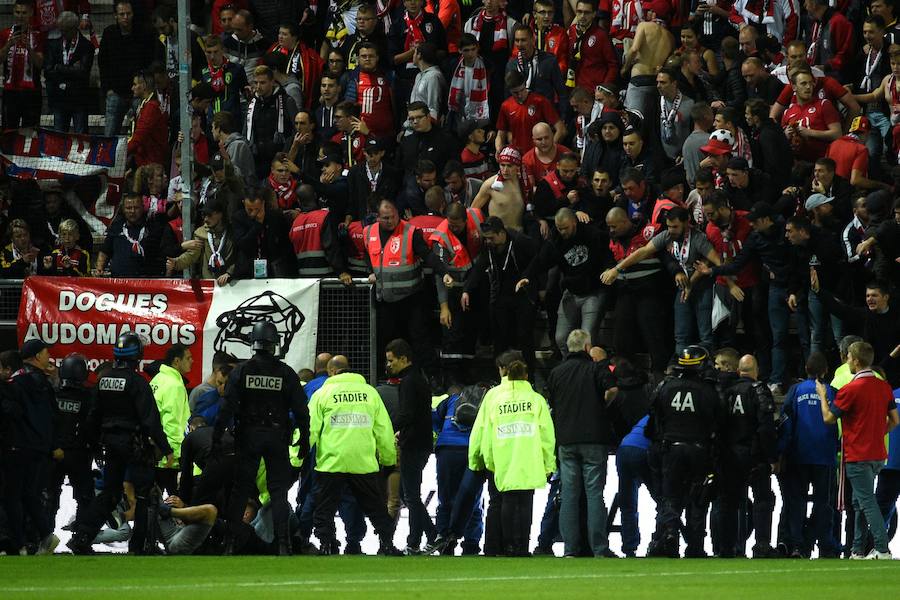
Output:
top-left (0, 0), bottom-right (898, 560)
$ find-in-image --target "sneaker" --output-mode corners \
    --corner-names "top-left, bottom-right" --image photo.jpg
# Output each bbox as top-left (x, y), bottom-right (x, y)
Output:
top-left (17, 547), bottom-right (29, 556)
top-left (532, 545), bottom-right (555, 556)
top-left (318, 540), bottom-right (340, 556)
top-left (849, 551), bottom-right (867, 560)
top-left (864, 549), bottom-right (892, 560)
top-left (65, 536), bottom-right (94, 555)
top-left (378, 543), bottom-right (404, 556)
top-left (424, 535), bottom-right (454, 555)
top-left (404, 547), bottom-right (425, 556)
top-left (36, 534), bottom-right (60, 556)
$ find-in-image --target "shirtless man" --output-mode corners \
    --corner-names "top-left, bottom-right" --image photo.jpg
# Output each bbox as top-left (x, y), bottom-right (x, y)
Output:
top-left (471, 146), bottom-right (526, 232)
top-left (622, 15), bottom-right (674, 120)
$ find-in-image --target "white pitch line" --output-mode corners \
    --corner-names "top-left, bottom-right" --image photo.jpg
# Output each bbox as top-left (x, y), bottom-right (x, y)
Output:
top-left (0, 564), bottom-right (897, 594)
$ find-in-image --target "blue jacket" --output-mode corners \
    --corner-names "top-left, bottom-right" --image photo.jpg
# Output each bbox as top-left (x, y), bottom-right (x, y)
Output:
top-left (433, 393), bottom-right (470, 448)
top-left (304, 374), bottom-right (328, 402)
top-left (781, 379), bottom-right (839, 467)
top-left (621, 415), bottom-right (651, 450)
top-left (194, 388), bottom-right (224, 427)
top-left (887, 389), bottom-right (900, 471)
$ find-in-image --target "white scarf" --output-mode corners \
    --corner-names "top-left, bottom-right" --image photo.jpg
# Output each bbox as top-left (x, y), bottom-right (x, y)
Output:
top-left (207, 230), bottom-right (227, 270)
top-left (670, 229), bottom-right (692, 274)
top-left (61, 36), bottom-right (76, 66)
top-left (660, 92), bottom-right (682, 144)
top-left (862, 47), bottom-right (882, 92)
top-left (246, 90), bottom-right (285, 143)
top-left (365, 162), bottom-right (381, 191)
top-left (123, 223), bottom-right (146, 256)
top-left (47, 221), bottom-right (59, 245)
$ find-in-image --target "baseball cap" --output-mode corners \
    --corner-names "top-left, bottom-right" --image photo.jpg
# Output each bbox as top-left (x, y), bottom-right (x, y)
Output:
top-left (364, 137), bottom-right (386, 153)
top-left (804, 193), bottom-right (833, 211)
top-left (849, 115), bottom-right (871, 134)
top-left (458, 118), bottom-right (491, 140)
top-left (726, 157), bottom-right (749, 171)
top-left (318, 154), bottom-right (343, 166)
top-left (190, 81), bottom-right (215, 101)
top-left (209, 154), bottom-right (225, 171)
top-left (202, 196), bottom-right (225, 216)
top-left (700, 129), bottom-right (735, 156)
top-left (20, 338), bottom-right (50, 360)
top-left (747, 201), bottom-right (774, 221)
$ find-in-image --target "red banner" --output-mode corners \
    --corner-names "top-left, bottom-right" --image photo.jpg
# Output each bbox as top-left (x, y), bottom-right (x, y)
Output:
top-left (18, 277), bottom-right (215, 387)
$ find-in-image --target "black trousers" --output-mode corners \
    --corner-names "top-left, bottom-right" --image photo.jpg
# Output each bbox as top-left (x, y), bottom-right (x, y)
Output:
top-left (613, 284), bottom-right (670, 374)
top-left (192, 454), bottom-right (237, 508)
top-left (47, 447), bottom-right (95, 526)
top-left (659, 442), bottom-right (711, 554)
top-left (490, 292), bottom-right (537, 375)
top-left (312, 471), bottom-right (394, 542)
top-left (226, 426), bottom-right (294, 540)
top-left (377, 291), bottom-right (435, 372)
top-left (2, 90), bottom-right (41, 128)
top-left (485, 477), bottom-right (535, 556)
top-left (75, 434), bottom-right (155, 554)
top-left (1, 448), bottom-right (52, 549)
top-left (718, 446), bottom-right (775, 556)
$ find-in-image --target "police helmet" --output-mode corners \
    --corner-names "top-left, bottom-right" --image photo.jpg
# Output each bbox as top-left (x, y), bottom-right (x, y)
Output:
top-left (113, 332), bottom-right (144, 361)
top-left (59, 353), bottom-right (88, 387)
top-left (250, 320), bottom-right (279, 353)
top-left (676, 345), bottom-right (709, 371)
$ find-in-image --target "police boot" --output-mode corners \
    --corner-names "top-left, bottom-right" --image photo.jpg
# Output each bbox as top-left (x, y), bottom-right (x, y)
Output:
top-left (377, 535), bottom-right (403, 556)
top-left (318, 539), bottom-right (339, 555)
top-left (277, 534), bottom-right (293, 556)
top-left (65, 532), bottom-right (95, 555)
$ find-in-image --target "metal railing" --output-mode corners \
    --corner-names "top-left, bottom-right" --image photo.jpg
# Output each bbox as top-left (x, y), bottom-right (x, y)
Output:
top-left (0, 279), bottom-right (24, 326)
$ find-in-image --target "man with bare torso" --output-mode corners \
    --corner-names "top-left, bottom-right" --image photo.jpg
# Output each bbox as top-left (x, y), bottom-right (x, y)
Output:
top-left (622, 17), bottom-right (673, 121)
top-left (472, 146), bottom-right (527, 232)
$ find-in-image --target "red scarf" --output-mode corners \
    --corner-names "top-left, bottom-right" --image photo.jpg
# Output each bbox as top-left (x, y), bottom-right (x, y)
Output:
top-left (268, 173), bottom-right (298, 210)
top-left (448, 55), bottom-right (490, 119)
top-left (471, 9), bottom-right (509, 52)
top-left (404, 11), bottom-right (426, 51)
top-left (208, 62), bottom-right (225, 93)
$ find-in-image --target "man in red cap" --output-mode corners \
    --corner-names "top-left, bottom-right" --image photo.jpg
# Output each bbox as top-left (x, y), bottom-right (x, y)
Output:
top-left (698, 128), bottom-right (734, 187)
top-left (826, 116), bottom-right (892, 191)
top-left (471, 146), bottom-right (528, 233)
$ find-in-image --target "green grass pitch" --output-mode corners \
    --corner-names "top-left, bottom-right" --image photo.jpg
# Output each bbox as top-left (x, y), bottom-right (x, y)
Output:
top-left (1, 557), bottom-right (898, 599)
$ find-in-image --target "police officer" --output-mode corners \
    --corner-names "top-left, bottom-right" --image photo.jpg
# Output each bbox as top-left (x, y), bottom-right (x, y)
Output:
top-left (48, 354), bottom-right (94, 528)
top-left (67, 333), bottom-right (174, 555)
top-left (214, 320), bottom-right (309, 556)
top-left (308, 355), bottom-right (401, 555)
top-left (646, 345), bottom-right (721, 558)
top-left (718, 354), bottom-right (779, 558)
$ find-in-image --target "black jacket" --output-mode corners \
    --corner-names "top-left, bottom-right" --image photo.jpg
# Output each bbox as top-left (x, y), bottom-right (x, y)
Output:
top-left (721, 376), bottom-right (777, 463)
top-left (44, 34), bottom-right (94, 108)
top-left (713, 220), bottom-right (792, 286)
top-left (788, 225), bottom-right (846, 301)
top-left (92, 365), bottom-right (172, 456)
top-left (231, 207), bottom-right (297, 279)
top-left (397, 126), bottom-right (459, 184)
top-left (524, 221), bottom-right (613, 295)
top-left (722, 168), bottom-right (777, 211)
top-left (53, 385), bottom-right (92, 450)
top-left (749, 119), bottom-right (793, 185)
top-left (546, 352), bottom-right (617, 446)
top-left (97, 25), bottom-right (157, 97)
top-left (394, 365), bottom-right (433, 451)
top-left (346, 162), bottom-right (402, 221)
top-left (465, 229), bottom-right (540, 303)
top-left (719, 62), bottom-right (747, 109)
top-left (3, 368), bottom-right (54, 453)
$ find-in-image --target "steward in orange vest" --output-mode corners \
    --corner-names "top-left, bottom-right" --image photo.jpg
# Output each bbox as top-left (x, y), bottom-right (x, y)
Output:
top-left (288, 188), bottom-right (351, 282)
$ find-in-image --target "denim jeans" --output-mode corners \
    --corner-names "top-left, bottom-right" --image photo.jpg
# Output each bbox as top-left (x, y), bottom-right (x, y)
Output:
top-left (52, 107), bottom-right (88, 134)
top-left (555, 289), bottom-right (609, 355)
top-left (807, 289), bottom-right (842, 356)
top-left (558, 443), bottom-right (609, 556)
top-left (767, 284), bottom-right (790, 385)
top-left (784, 463), bottom-right (837, 555)
top-left (536, 476), bottom-right (561, 549)
top-left (866, 110), bottom-right (891, 166)
top-left (616, 445), bottom-right (652, 555)
top-left (104, 91), bottom-right (130, 137)
top-left (435, 446), bottom-right (483, 547)
top-left (846, 460), bottom-right (889, 553)
top-left (400, 445), bottom-right (437, 549)
top-left (673, 282), bottom-right (714, 354)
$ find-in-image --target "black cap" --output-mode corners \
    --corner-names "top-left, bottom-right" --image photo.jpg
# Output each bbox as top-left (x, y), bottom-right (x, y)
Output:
top-left (727, 157), bottom-right (749, 171)
top-left (747, 201), bottom-right (774, 221)
top-left (458, 118), bottom-right (491, 140)
top-left (364, 137), bottom-right (385, 152)
top-left (20, 338), bottom-right (50, 360)
top-left (190, 81), bottom-right (215, 101)
top-left (209, 154), bottom-right (225, 170)
top-left (318, 154), bottom-right (342, 166)
top-left (660, 168), bottom-right (686, 192)
top-left (865, 189), bottom-right (890, 216)
top-left (202, 196), bottom-right (225, 215)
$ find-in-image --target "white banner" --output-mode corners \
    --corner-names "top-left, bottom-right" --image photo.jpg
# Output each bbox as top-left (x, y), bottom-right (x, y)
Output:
top-left (202, 279), bottom-right (320, 373)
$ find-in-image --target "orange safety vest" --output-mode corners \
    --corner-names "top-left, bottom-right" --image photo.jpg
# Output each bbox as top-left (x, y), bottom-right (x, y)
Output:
top-left (429, 208), bottom-right (484, 280)
top-left (290, 209), bottom-right (331, 276)
top-left (345, 220), bottom-right (369, 274)
top-left (407, 214), bottom-right (444, 249)
top-left (365, 220), bottom-right (422, 301)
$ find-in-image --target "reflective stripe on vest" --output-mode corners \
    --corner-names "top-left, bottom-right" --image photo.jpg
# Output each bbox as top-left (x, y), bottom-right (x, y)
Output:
top-left (430, 208), bottom-right (483, 279)
top-left (365, 220), bottom-right (422, 301)
top-left (291, 209), bottom-right (332, 276)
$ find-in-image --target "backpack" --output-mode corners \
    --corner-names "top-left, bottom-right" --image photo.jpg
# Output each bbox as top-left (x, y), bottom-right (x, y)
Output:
top-left (452, 383), bottom-right (489, 431)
